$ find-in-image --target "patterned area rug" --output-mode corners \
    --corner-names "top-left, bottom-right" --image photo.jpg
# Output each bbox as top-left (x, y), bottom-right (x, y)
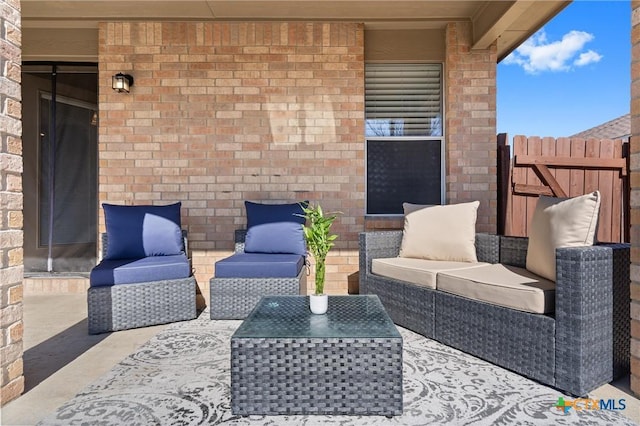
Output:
top-left (39, 311), bottom-right (636, 425)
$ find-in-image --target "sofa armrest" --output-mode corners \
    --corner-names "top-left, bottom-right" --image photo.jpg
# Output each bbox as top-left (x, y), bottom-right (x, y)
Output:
top-left (554, 243), bottom-right (630, 396)
top-left (234, 229), bottom-right (247, 253)
top-left (608, 243), bottom-right (632, 378)
top-left (358, 231), bottom-right (403, 293)
top-left (499, 235), bottom-right (528, 268)
top-left (181, 229), bottom-right (189, 254)
top-left (475, 233), bottom-right (500, 263)
top-left (100, 232), bottom-right (107, 260)
top-left (359, 231), bottom-right (403, 265)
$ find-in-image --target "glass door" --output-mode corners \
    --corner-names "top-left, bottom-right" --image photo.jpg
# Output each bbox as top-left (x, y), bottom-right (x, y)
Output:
top-left (23, 64), bottom-right (98, 273)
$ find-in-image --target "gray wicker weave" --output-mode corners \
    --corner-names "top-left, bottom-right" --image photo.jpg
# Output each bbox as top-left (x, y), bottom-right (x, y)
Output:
top-left (230, 295), bottom-right (403, 416)
top-left (359, 230), bottom-right (630, 397)
top-left (611, 243), bottom-right (631, 379)
top-left (553, 244), bottom-right (629, 395)
top-left (88, 277), bottom-right (197, 334)
top-left (435, 291), bottom-right (556, 386)
top-left (210, 229), bottom-right (306, 319)
top-left (358, 232), bottom-right (499, 339)
top-left (499, 235), bottom-right (529, 268)
top-left (88, 231), bottom-right (197, 334)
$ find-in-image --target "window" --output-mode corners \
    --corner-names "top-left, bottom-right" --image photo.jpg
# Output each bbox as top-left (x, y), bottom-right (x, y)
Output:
top-left (365, 63), bottom-right (444, 215)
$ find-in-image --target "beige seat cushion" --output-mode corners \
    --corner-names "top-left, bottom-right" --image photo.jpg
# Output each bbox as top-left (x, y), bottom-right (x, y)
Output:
top-left (526, 191), bottom-right (601, 282)
top-left (399, 201), bottom-right (480, 262)
top-left (437, 264), bottom-right (555, 314)
top-left (372, 257), bottom-right (489, 289)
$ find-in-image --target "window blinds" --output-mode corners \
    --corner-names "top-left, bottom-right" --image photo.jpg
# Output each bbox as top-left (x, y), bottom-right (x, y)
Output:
top-left (365, 63), bottom-right (442, 137)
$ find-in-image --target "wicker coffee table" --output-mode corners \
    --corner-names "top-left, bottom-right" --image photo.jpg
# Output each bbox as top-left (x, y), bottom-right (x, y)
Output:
top-left (230, 295), bottom-right (403, 416)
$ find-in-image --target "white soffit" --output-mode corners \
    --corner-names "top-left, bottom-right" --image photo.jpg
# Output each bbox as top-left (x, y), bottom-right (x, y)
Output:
top-left (21, 0), bottom-right (569, 61)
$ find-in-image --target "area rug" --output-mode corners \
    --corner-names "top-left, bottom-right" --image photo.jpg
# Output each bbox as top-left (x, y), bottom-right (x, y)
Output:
top-left (38, 311), bottom-right (636, 426)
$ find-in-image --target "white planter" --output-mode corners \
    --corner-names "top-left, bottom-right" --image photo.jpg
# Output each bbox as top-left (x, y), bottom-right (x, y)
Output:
top-left (309, 294), bottom-right (328, 315)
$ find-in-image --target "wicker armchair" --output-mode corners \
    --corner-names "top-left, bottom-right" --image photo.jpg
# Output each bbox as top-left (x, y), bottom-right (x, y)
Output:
top-left (88, 230), bottom-right (197, 335)
top-left (210, 229), bottom-right (306, 319)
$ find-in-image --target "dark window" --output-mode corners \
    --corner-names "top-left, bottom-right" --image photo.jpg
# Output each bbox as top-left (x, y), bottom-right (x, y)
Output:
top-left (367, 140), bottom-right (441, 215)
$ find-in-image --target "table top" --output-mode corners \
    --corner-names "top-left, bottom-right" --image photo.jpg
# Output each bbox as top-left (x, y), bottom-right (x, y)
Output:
top-left (231, 295), bottom-right (401, 339)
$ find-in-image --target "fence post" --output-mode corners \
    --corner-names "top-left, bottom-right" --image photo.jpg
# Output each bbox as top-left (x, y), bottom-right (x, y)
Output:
top-left (497, 133), bottom-right (510, 236)
top-left (624, 141), bottom-right (631, 243)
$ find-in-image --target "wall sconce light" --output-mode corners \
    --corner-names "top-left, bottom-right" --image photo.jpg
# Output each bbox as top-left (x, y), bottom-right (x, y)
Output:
top-left (112, 73), bottom-right (134, 93)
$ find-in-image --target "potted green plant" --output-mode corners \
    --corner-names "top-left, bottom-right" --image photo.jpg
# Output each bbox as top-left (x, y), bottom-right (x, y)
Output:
top-left (299, 202), bottom-right (340, 314)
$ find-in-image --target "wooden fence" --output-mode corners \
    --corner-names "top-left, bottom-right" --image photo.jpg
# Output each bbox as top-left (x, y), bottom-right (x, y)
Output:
top-left (497, 133), bottom-right (629, 243)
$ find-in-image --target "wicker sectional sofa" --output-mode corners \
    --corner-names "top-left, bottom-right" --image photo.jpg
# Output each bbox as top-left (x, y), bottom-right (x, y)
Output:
top-left (359, 230), bottom-right (630, 397)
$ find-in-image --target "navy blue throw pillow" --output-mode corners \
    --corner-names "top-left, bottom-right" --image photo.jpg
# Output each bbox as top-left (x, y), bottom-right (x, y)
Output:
top-left (244, 222), bottom-right (307, 256)
top-left (244, 201), bottom-right (306, 228)
top-left (103, 202), bottom-right (183, 260)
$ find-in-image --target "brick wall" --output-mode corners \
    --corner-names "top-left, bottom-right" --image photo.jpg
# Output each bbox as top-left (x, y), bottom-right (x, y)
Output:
top-left (98, 22), bottom-right (365, 297)
top-left (445, 22), bottom-right (497, 233)
top-left (631, 0), bottom-right (640, 396)
top-left (98, 21), bottom-right (499, 299)
top-left (0, 0), bottom-right (23, 406)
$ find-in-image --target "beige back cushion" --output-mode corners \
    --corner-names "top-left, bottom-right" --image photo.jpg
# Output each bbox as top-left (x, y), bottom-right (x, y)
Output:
top-left (526, 191), bottom-right (601, 282)
top-left (399, 201), bottom-right (479, 262)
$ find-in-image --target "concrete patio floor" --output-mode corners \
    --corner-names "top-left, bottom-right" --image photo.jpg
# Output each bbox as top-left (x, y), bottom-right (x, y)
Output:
top-left (2, 293), bottom-right (640, 425)
top-left (1, 294), bottom-right (166, 425)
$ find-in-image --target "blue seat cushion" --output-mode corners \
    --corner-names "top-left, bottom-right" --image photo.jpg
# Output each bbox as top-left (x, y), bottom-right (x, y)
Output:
top-left (215, 253), bottom-right (304, 278)
top-left (90, 254), bottom-right (190, 287)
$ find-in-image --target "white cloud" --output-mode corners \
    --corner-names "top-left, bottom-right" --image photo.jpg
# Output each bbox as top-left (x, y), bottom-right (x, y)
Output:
top-left (503, 30), bottom-right (602, 74)
top-left (574, 50), bottom-right (603, 66)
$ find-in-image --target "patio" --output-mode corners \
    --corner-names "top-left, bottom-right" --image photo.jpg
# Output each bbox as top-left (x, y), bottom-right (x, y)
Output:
top-left (3, 0), bottom-right (640, 419)
top-left (2, 293), bottom-right (639, 425)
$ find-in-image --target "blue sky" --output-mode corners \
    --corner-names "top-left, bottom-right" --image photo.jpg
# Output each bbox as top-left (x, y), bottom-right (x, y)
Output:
top-left (497, 0), bottom-right (630, 138)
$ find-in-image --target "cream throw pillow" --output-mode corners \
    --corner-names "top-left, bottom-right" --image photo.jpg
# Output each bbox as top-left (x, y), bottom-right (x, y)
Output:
top-left (526, 191), bottom-right (601, 282)
top-left (399, 201), bottom-right (479, 262)
top-left (402, 202), bottom-right (433, 215)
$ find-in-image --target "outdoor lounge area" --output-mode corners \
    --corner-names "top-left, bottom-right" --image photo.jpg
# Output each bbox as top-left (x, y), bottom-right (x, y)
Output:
top-left (5, 0), bottom-right (640, 425)
top-left (5, 192), bottom-right (638, 424)
top-left (3, 195), bottom-right (634, 423)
